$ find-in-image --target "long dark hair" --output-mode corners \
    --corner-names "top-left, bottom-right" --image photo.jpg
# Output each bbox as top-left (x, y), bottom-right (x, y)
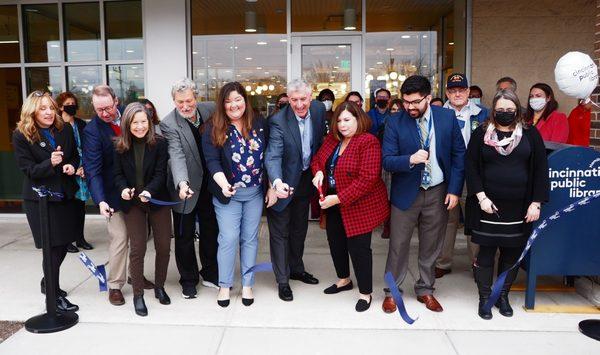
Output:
top-left (485, 89), bottom-right (526, 130)
top-left (210, 82), bottom-right (254, 147)
top-left (115, 102), bottom-right (156, 153)
top-left (525, 83), bottom-right (559, 123)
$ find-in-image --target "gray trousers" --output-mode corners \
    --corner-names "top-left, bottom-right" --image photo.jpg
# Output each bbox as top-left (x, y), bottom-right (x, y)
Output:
top-left (385, 184), bottom-right (449, 297)
top-left (435, 201), bottom-right (479, 270)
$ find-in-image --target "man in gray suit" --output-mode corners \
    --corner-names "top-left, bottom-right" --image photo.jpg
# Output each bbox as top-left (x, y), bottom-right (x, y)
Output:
top-left (265, 79), bottom-right (326, 301)
top-left (160, 78), bottom-right (219, 299)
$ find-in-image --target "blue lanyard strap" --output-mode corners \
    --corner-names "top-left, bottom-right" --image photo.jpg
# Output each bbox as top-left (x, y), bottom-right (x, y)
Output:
top-left (416, 116), bottom-right (433, 150)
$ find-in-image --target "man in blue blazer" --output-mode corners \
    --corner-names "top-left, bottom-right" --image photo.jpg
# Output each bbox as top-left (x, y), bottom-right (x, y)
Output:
top-left (381, 75), bottom-right (465, 313)
top-left (436, 73), bottom-right (488, 278)
top-left (265, 79), bottom-right (325, 301)
top-left (83, 85), bottom-right (132, 306)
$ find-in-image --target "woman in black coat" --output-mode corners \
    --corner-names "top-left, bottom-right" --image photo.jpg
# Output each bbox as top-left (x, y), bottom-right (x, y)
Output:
top-left (12, 91), bottom-right (81, 313)
top-left (465, 89), bottom-right (549, 320)
top-left (56, 91), bottom-right (93, 253)
top-left (113, 102), bottom-right (172, 317)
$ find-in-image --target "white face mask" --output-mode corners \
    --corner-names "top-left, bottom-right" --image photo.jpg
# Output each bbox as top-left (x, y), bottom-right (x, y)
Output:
top-left (470, 98), bottom-right (481, 106)
top-left (322, 100), bottom-right (333, 111)
top-left (529, 97), bottom-right (547, 112)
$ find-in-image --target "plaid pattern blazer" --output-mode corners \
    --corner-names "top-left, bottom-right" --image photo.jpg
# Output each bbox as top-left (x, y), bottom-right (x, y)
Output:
top-left (311, 132), bottom-right (390, 237)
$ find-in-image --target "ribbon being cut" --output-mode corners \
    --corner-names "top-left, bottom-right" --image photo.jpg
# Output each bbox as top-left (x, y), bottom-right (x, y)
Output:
top-left (483, 191), bottom-right (600, 313)
top-left (78, 252), bottom-right (107, 292)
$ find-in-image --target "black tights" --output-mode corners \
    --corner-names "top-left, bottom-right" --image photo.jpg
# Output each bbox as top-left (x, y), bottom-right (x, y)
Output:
top-left (42, 245), bottom-right (68, 294)
top-left (477, 245), bottom-right (521, 270)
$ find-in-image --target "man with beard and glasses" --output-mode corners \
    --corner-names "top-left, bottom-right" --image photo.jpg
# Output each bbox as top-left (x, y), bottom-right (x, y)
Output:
top-left (381, 75), bottom-right (465, 314)
top-left (160, 78), bottom-right (218, 299)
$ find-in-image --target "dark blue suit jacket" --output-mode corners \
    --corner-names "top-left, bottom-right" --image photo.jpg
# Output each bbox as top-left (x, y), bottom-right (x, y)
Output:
top-left (382, 105), bottom-right (466, 211)
top-left (82, 108), bottom-right (124, 210)
top-left (265, 100), bottom-right (325, 212)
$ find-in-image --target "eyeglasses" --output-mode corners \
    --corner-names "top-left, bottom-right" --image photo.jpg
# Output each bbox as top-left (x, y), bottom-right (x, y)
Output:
top-left (95, 102), bottom-right (116, 115)
top-left (402, 97), bottom-right (427, 107)
top-left (447, 87), bottom-right (468, 95)
top-left (494, 109), bottom-right (517, 114)
top-left (31, 90), bottom-right (45, 97)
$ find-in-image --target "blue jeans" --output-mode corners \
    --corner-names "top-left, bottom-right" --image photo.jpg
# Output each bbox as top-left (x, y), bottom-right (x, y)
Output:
top-left (213, 185), bottom-right (263, 287)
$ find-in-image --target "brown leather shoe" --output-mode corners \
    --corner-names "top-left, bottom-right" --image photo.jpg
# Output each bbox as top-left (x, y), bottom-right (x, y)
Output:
top-left (434, 267), bottom-right (451, 279)
top-left (109, 289), bottom-right (125, 306)
top-left (127, 277), bottom-right (156, 290)
top-left (382, 296), bottom-right (397, 313)
top-left (417, 294), bottom-right (443, 312)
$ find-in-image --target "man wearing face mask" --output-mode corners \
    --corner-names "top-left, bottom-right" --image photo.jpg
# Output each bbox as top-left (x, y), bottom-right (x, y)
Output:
top-left (381, 75), bottom-right (465, 313)
top-left (435, 74), bottom-right (488, 278)
top-left (469, 85), bottom-right (485, 107)
top-left (317, 88), bottom-right (335, 135)
top-left (160, 78), bottom-right (219, 299)
top-left (368, 88), bottom-right (392, 140)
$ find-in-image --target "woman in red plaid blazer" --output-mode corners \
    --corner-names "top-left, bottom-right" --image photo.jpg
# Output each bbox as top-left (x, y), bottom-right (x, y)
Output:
top-left (311, 101), bottom-right (389, 312)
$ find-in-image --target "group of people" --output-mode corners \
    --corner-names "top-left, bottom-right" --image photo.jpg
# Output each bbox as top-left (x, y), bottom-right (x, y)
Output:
top-left (16, 67), bottom-right (572, 320)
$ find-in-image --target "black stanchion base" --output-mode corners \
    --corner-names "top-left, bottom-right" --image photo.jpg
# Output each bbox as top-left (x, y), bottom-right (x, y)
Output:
top-left (579, 319), bottom-right (600, 341)
top-left (25, 311), bottom-right (78, 334)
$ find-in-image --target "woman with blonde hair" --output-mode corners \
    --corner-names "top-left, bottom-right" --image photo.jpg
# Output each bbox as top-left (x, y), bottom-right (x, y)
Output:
top-left (13, 91), bottom-right (81, 313)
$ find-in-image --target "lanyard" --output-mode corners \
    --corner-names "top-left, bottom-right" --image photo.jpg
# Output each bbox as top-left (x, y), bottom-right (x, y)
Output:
top-left (328, 143), bottom-right (342, 187)
top-left (416, 116), bottom-right (433, 150)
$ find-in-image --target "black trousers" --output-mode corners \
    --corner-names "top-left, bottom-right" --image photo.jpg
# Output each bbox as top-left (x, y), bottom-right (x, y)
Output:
top-left (42, 244), bottom-right (68, 296)
top-left (267, 170), bottom-right (312, 285)
top-left (325, 205), bottom-right (373, 294)
top-left (173, 182), bottom-right (219, 287)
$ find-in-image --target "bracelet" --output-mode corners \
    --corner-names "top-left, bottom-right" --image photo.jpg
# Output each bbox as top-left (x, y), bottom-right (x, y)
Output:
top-left (478, 197), bottom-right (488, 205)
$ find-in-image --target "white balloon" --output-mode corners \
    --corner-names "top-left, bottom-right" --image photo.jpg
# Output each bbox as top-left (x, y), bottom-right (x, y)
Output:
top-left (554, 51), bottom-right (598, 99)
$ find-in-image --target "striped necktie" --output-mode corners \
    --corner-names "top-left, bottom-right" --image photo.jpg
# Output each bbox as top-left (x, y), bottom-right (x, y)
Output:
top-left (419, 116), bottom-right (431, 189)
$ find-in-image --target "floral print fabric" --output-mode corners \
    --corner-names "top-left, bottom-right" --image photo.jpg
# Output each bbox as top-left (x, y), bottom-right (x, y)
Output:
top-left (228, 125), bottom-right (264, 188)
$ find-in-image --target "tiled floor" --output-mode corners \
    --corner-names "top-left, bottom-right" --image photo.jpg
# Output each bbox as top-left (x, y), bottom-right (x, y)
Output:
top-left (0, 215), bottom-right (598, 354)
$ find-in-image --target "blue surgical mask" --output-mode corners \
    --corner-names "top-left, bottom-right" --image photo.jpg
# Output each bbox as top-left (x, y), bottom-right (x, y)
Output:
top-left (470, 97), bottom-right (481, 106)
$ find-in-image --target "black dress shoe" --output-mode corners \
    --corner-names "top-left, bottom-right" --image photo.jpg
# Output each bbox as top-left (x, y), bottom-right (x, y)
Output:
top-left (154, 287), bottom-right (171, 305)
top-left (56, 296), bottom-right (79, 312)
top-left (242, 298), bottom-right (254, 306)
top-left (290, 272), bottom-right (319, 285)
top-left (40, 278), bottom-right (67, 297)
top-left (217, 299), bottom-right (230, 307)
top-left (355, 295), bottom-right (372, 312)
top-left (66, 244), bottom-right (79, 253)
top-left (76, 239), bottom-right (94, 250)
top-left (278, 284), bottom-right (293, 301)
top-left (324, 281), bottom-right (353, 294)
top-left (133, 295), bottom-right (148, 316)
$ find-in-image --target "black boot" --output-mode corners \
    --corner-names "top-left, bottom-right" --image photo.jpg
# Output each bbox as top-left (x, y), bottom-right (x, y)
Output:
top-left (495, 262), bottom-right (519, 317)
top-left (76, 238), bottom-right (94, 250)
top-left (134, 295), bottom-right (148, 316)
top-left (57, 296), bottom-right (79, 312)
top-left (474, 264), bottom-right (493, 320)
top-left (154, 287), bottom-right (171, 305)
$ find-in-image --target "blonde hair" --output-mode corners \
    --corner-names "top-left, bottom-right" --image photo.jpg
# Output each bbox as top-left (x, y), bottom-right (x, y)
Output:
top-left (16, 91), bottom-right (64, 144)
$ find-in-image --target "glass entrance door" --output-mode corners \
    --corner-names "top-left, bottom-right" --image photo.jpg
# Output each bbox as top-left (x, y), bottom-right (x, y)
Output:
top-left (291, 36), bottom-right (362, 101)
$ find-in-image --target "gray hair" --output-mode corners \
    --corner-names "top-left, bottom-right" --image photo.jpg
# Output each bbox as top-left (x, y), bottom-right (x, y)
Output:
top-left (495, 76), bottom-right (517, 92)
top-left (286, 79), bottom-right (312, 95)
top-left (171, 78), bottom-right (198, 99)
top-left (92, 84), bottom-right (116, 100)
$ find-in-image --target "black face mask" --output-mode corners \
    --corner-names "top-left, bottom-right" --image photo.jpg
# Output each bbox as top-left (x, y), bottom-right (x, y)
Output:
top-left (495, 111), bottom-right (516, 127)
top-left (63, 104), bottom-right (77, 116)
top-left (376, 99), bottom-right (388, 109)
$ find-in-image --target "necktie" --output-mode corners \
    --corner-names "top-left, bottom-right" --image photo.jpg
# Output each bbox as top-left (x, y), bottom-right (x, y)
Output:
top-left (419, 117), bottom-right (431, 189)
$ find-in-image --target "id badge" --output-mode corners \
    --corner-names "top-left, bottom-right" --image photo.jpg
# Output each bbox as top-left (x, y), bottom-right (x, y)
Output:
top-left (421, 166), bottom-right (431, 186)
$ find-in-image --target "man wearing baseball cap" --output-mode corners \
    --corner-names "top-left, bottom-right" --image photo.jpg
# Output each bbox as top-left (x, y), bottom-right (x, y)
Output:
top-left (435, 73), bottom-right (488, 279)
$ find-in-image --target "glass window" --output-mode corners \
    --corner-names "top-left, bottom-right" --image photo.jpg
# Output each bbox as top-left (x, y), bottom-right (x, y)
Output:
top-left (0, 68), bottom-right (23, 199)
top-left (105, 0), bottom-right (143, 60)
top-left (191, 0), bottom-right (286, 35)
top-left (302, 44), bottom-right (351, 99)
top-left (0, 6), bottom-right (20, 63)
top-left (108, 64), bottom-right (145, 106)
top-left (67, 66), bottom-right (102, 119)
top-left (25, 67), bottom-right (63, 97)
top-left (192, 35), bottom-right (287, 116)
top-left (22, 4), bottom-right (61, 63)
top-left (64, 2), bottom-right (101, 62)
top-left (292, 0), bottom-right (361, 32)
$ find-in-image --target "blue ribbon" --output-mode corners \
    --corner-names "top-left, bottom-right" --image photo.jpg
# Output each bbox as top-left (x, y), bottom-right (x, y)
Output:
top-left (78, 252), bottom-right (108, 292)
top-left (32, 186), bottom-right (64, 199)
top-left (384, 271), bottom-right (418, 324)
top-left (483, 192), bottom-right (600, 312)
top-left (243, 262), bottom-right (273, 276)
top-left (148, 197), bottom-right (185, 206)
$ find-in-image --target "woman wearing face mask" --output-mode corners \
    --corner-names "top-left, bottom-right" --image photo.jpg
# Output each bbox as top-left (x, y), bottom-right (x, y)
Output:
top-left (13, 91), bottom-right (81, 313)
top-left (311, 101), bottom-right (389, 312)
top-left (525, 83), bottom-right (569, 143)
top-left (202, 82), bottom-right (275, 307)
top-left (55, 92), bottom-right (94, 254)
top-left (317, 88), bottom-right (336, 135)
top-left (114, 102), bottom-right (172, 316)
top-left (465, 90), bottom-right (548, 320)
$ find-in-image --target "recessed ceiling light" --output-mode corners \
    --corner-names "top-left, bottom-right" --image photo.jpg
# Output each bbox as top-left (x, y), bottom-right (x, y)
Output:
top-left (386, 48), bottom-right (394, 51)
top-left (448, 42), bottom-right (455, 45)
top-left (257, 41), bottom-right (267, 45)
top-left (256, 67), bottom-right (262, 70)
top-left (245, 57), bottom-right (252, 60)
top-left (338, 45), bottom-right (347, 48)
top-left (401, 35), bottom-right (410, 39)
top-left (126, 49), bottom-right (134, 53)
top-left (192, 51), bottom-right (198, 55)
top-left (280, 39), bottom-right (287, 42)
top-left (376, 61), bottom-right (383, 65)
top-left (422, 35), bottom-right (428, 38)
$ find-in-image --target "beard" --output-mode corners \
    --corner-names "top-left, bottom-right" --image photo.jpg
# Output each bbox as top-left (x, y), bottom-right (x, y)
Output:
top-left (177, 108), bottom-right (196, 119)
top-left (407, 107), bottom-right (426, 119)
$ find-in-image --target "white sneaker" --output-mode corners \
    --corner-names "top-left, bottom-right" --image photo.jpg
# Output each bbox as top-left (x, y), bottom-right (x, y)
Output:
top-left (201, 280), bottom-right (219, 289)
